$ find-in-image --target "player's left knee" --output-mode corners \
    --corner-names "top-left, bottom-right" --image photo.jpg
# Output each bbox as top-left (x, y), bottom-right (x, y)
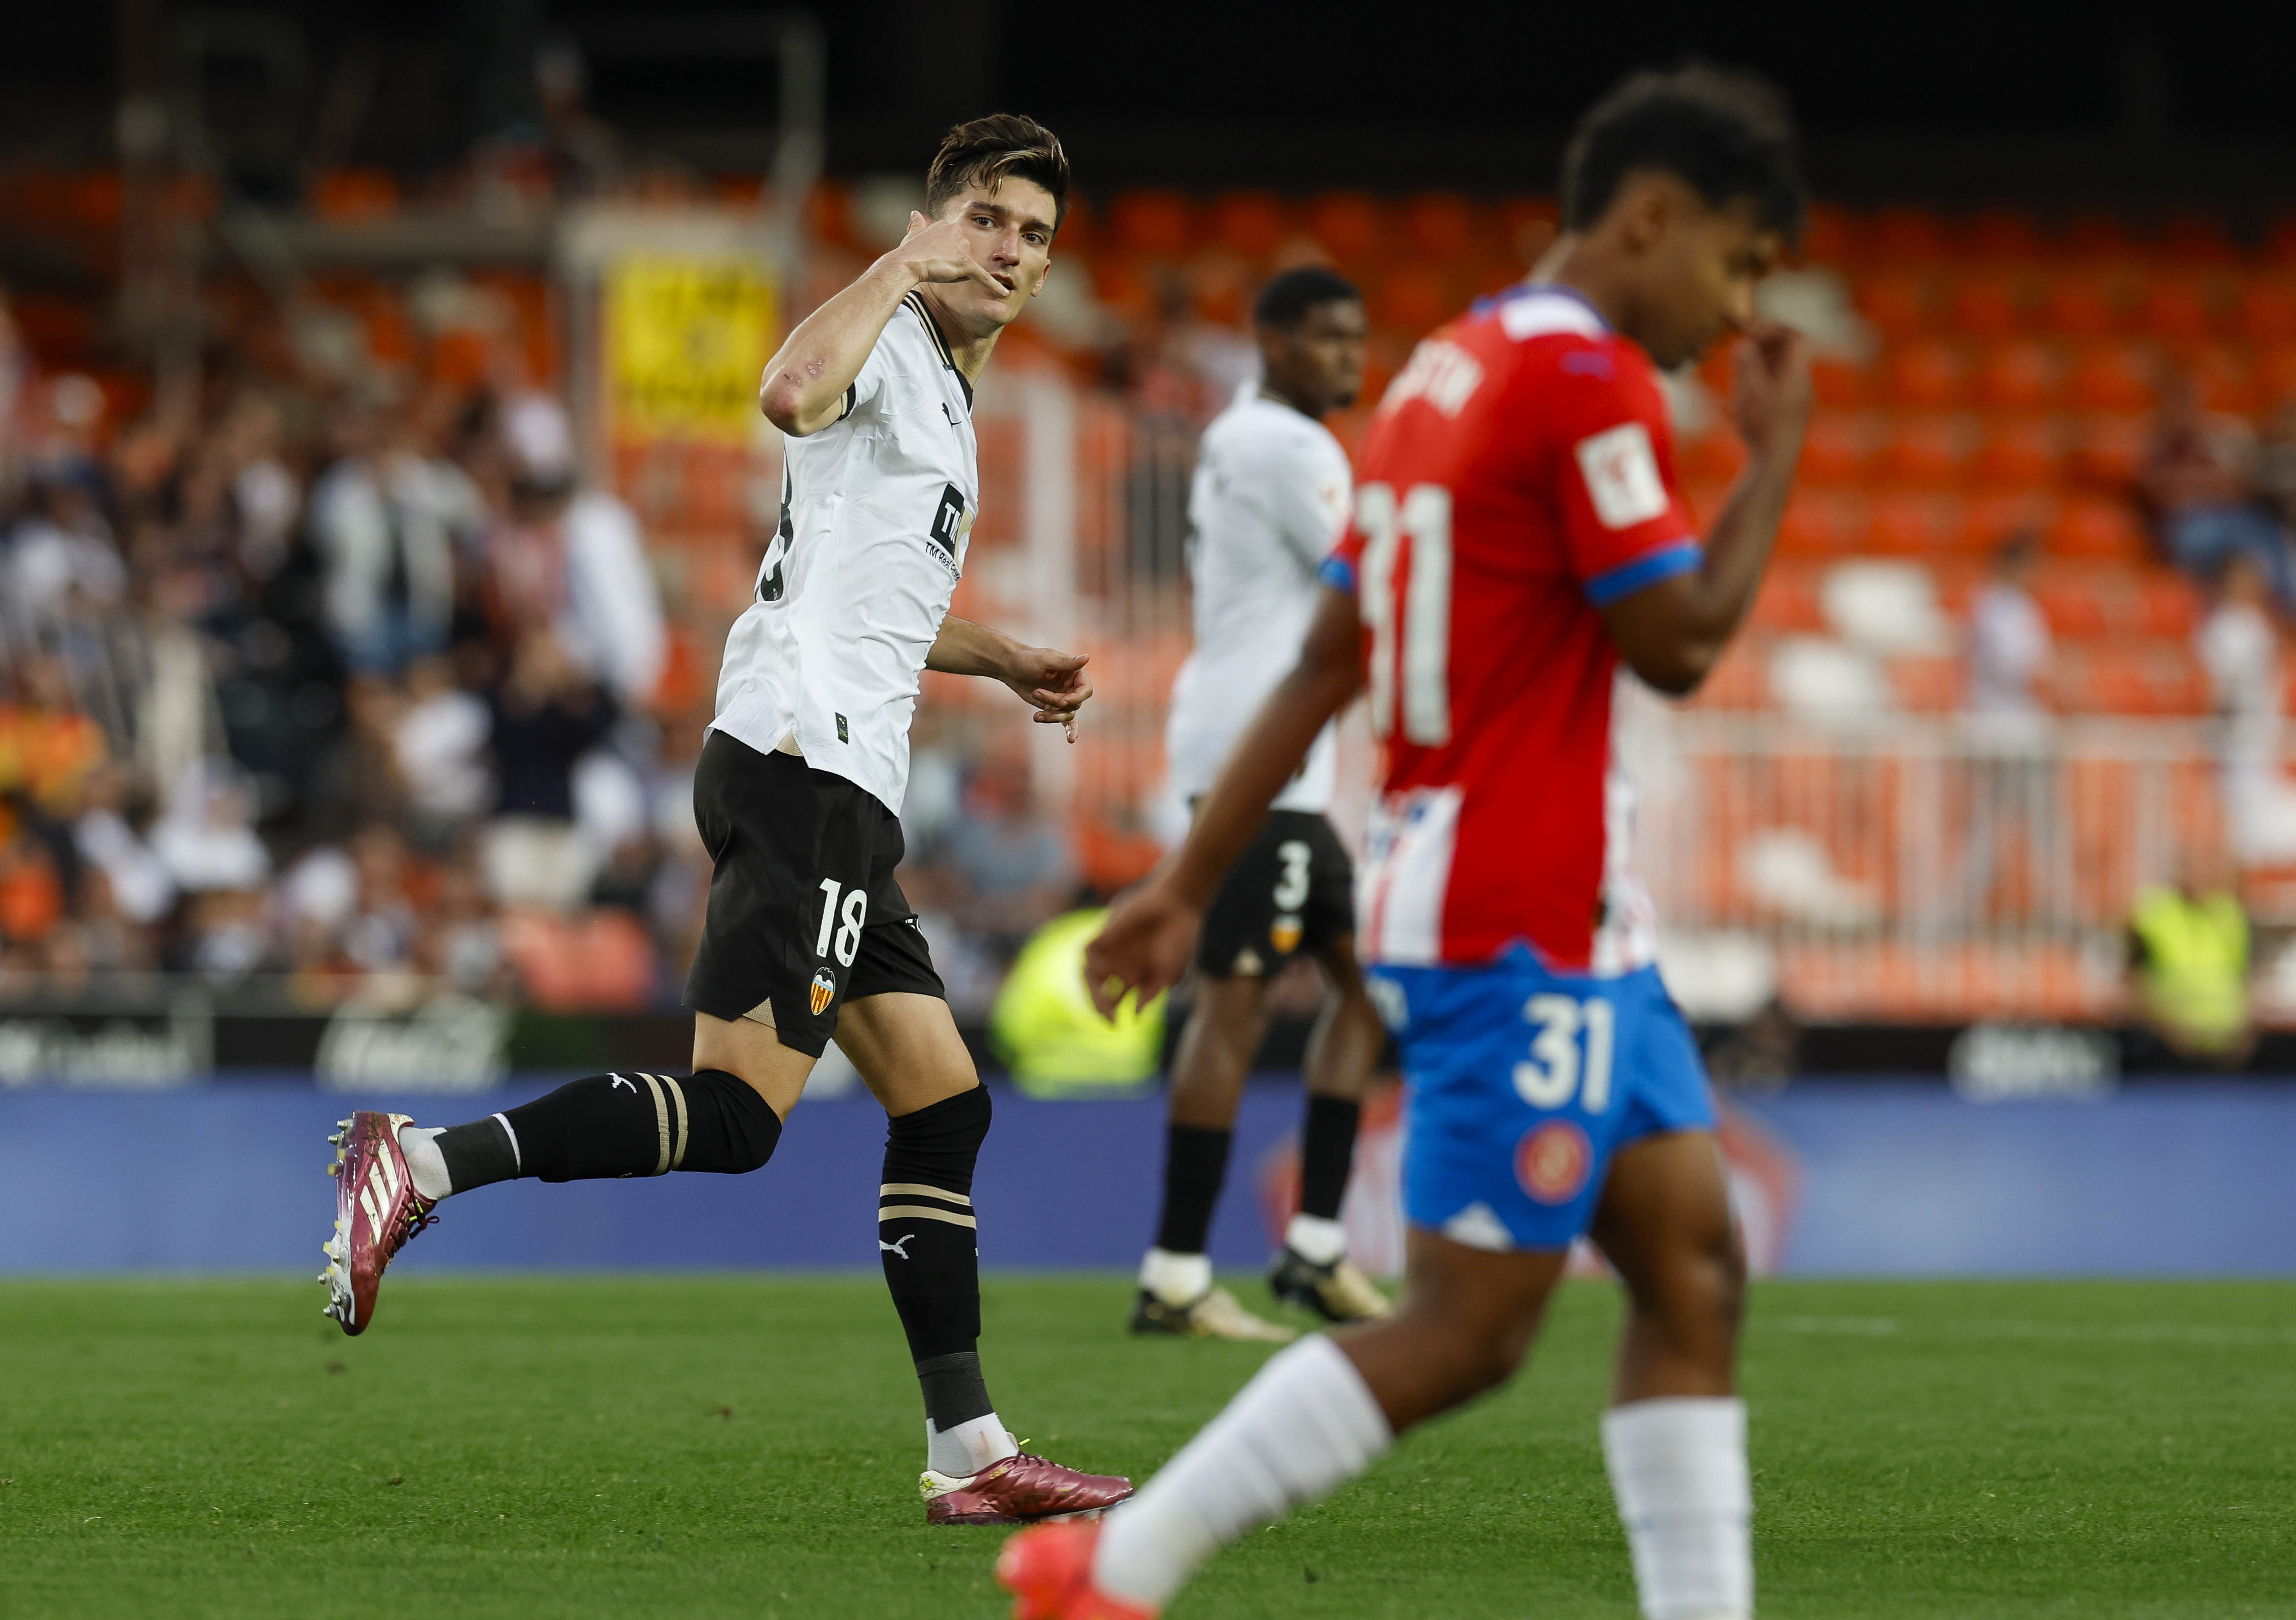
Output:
top-left (1673, 1224), bottom-right (1747, 1339)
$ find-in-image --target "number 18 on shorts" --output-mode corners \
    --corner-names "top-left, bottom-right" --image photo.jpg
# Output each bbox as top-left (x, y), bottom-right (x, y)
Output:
top-left (1370, 945), bottom-right (1717, 1252)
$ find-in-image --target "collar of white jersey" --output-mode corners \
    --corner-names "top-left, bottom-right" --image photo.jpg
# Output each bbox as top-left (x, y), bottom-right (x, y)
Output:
top-left (1484, 282), bottom-right (1612, 343)
top-left (901, 290), bottom-right (973, 411)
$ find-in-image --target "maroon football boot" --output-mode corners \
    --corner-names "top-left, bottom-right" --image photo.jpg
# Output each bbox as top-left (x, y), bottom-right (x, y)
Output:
top-left (321, 1111), bottom-right (439, 1335)
top-left (921, 1451), bottom-right (1133, 1527)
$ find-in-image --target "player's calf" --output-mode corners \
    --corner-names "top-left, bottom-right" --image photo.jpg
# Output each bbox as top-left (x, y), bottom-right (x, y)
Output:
top-left (322, 1071), bottom-right (784, 1335)
top-left (398, 1067), bottom-right (784, 1199)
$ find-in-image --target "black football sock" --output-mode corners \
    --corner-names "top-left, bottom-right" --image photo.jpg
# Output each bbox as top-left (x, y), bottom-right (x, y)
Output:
top-left (432, 1069), bottom-right (782, 1192)
top-left (876, 1085), bottom-right (1007, 1474)
top-left (1297, 1096), bottom-right (1363, 1224)
top-left (1152, 1124), bottom-right (1232, 1256)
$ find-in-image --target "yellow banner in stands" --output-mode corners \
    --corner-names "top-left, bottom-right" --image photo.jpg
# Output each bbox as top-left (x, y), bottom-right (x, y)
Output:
top-left (606, 255), bottom-right (777, 443)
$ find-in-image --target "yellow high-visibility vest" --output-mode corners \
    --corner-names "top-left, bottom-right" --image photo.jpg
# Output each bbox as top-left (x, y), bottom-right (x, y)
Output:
top-left (2130, 885), bottom-right (2250, 1051)
top-left (990, 909), bottom-right (1166, 1096)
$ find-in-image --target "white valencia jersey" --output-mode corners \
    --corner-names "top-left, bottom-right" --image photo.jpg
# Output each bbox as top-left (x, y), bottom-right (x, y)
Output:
top-left (713, 292), bottom-right (977, 814)
top-left (1165, 387), bottom-right (1353, 814)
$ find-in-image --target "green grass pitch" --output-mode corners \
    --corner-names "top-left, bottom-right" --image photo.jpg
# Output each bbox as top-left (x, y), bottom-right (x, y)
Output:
top-left (2, 1276), bottom-right (2293, 1618)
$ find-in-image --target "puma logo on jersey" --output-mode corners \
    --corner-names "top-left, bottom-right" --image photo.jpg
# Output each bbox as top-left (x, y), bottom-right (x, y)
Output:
top-left (611, 1073), bottom-right (637, 1092)
top-left (879, 1234), bottom-right (916, 1259)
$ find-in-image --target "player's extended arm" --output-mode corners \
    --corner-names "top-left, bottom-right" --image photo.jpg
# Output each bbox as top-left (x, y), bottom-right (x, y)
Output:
top-left (1599, 322), bottom-right (1814, 695)
top-left (758, 214), bottom-right (1006, 437)
top-left (925, 615), bottom-right (1095, 740)
top-left (1083, 586), bottom-right (1363, 1016)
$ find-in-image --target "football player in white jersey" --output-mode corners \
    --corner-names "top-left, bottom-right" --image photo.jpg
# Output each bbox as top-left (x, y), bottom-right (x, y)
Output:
top-left (319, 114), bottom-right (1132, 1529)
top-left (1130, 268), bottom-right (1394, 1342)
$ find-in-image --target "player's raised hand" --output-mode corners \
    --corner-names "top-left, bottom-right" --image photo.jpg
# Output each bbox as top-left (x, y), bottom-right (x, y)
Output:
top-left (1730, 319), bottom-right (1814, 464)
top-left (1000, 644), bottom-right (1093, 743)
top-left (1083, 874), bottom-right (1201, 1019)
top-left (898, 211), bottom-right (1011, 300)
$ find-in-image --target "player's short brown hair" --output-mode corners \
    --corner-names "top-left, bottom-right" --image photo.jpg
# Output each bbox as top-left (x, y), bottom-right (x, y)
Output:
top-left (924, 113), bottom-right (1071, 231)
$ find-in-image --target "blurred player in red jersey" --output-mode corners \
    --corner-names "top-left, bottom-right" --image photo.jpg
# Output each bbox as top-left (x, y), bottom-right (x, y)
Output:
top-left (1001, 66), bottom-right (1810, 1620)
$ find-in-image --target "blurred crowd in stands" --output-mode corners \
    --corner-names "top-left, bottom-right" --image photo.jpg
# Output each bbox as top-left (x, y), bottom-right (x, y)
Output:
top-left (0, 294), bottom-right (1092, 1012)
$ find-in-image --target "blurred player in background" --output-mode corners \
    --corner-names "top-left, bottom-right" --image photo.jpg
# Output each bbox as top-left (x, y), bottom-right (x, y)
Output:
top-left (1132, 266), bottom-right (1392, 1343)
top-left (321, 114), bottom-right (1133, 1530)
top-left (1003, 66), bottom-right (1810, 1619)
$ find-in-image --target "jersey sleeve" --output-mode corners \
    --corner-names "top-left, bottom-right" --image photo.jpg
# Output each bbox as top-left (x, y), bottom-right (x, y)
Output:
top-left (1318, 518), bottom-right (1365, 596)
top-left (1530, 342), bottom-right (1703, 606)
top-left (1264, 435), bottom-right (1355, 572)
top-left (836, 334), bottom-right (894, 424)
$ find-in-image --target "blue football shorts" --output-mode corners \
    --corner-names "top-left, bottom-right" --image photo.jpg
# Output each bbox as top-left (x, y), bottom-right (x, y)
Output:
top-left (1368, 946), bottom-right (1717, 1252)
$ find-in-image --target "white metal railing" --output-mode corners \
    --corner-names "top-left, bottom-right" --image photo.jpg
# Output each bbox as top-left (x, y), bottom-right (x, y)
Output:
top-left (1630, 703), bottom-right (2249, 1020)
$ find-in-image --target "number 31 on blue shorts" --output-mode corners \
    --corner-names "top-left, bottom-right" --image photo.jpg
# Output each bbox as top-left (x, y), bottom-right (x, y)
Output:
top-left (1368, 945), bottom-right (1717, 1253)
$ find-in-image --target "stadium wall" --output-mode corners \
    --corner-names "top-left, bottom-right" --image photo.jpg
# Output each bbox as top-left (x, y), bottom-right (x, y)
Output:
top-left (7, 1080), bottom-right (2296, 1276)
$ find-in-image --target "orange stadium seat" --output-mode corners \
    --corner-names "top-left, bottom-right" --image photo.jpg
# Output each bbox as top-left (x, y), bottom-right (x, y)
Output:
top-left (1184, 253), bottom-right (1250, 324)
top-left (2033, 573), bottom-right (2114, 638)
top-left (1971, 416), bottom-right (2065, 486)
top-left (1856, 271), bottom-right (1933, 340)
top-left (1795, 414), bottom-right (1868, 485)
top-left (2065, 342), bottom-right (2158, 413)
top-left (1869, 491), bottom-right (1962, 553)
top-left (2071, 414), bottom-right (2149, 486)
top-left (2040, 270), bottom-right (2127, 340)
top-left (1677, 429), bottom-right (1748, 487)
top-left (2234, 278), bottom-right (2296, 346)
top-left (1873, 413), bottom-right (1970, 487)
top-left (1307, 192), bottom-right (1383, 264)
top-left (1810, 357), bottom-right (1872, 410)
top-left (1750, 569), bottom-right (1825, 633)
top-left (1972, 339), bottom-right (2063, 411)
top-left (1967, 490), bottom-right (2061, 548)
top-left (2188, 345), bottom-right (2258, 414)
top-left (1210, 191), bottom-right (1288, 261)
top-left (1882, 340), bottom-right (1967, 410)
top-left (1947, 272), bottom-right (2031, 341)
top-left (1369, 264), bottom-right (1458, 337)
top-left (2137, 271), bottom-right (2221, 346)
top-left (2137, 571), bottom-right (2203, 637)
top-left (1799, 204), bottom-right (1856, 263)
top-left (1109, 189), bottom-right (1195, 259)
top-left (2255, 346), bottom-right (2296, 409)
top-left (2048, 495), bottom-right (2148, 561)
top-left (1778, 489), bottom-right (1867, 554)
top-left (1890, 654), bottom-right (1962, 712)
top-left (1405, 193), bottom-right (1480, 260)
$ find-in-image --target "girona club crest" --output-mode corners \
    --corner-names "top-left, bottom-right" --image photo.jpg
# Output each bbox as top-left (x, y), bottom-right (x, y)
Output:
top-left (1516, 1119), bottom-right (1593, 1206)
top-left (809, 967), bottom-right (837, 1017)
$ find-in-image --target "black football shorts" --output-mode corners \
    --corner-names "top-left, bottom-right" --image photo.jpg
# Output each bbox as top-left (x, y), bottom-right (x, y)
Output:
top-left (683, 731), bottom-right (944, 1057)
top-left (1195, 808), bottom-right (1356, 978)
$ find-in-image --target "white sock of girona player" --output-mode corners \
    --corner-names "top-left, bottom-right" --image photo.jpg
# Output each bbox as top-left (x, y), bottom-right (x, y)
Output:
top-left (1601, 1397), bottom-right (1752, 1620)
top-left (1092, 1335), bottom-right (1390, 1609)
top-left (398, 1126), bottom-right (452, 1203)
